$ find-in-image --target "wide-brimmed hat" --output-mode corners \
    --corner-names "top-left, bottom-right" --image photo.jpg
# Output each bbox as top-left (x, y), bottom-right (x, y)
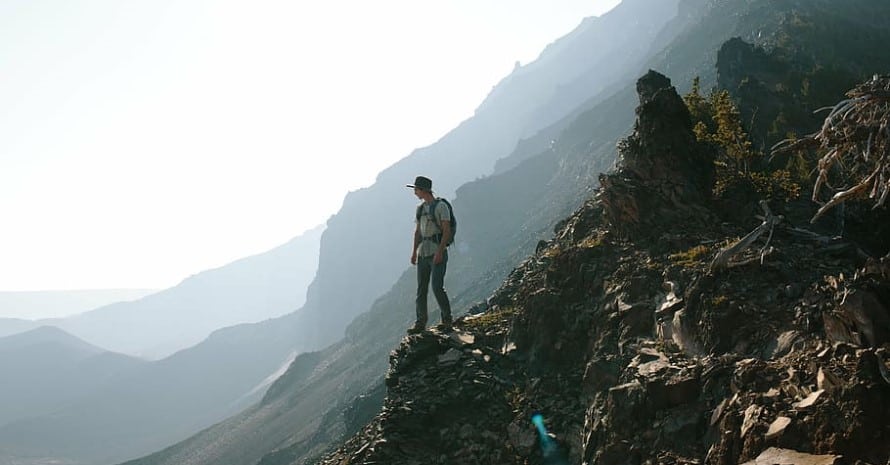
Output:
top-left (406, 175), bottom-right (433, 192)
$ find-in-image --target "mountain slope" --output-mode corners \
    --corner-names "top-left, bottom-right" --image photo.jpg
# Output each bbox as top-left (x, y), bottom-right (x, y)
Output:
top-left (0, 326), bottom-right (146, 427)
top-left (47, 223), bottom-right (324, 359)
top-left (311, 2), bottom-right (890, 463)
top-left (0, 226), bottom-right (323, 465)
top-left (0, 317), bottom-right (39, 339)
top-left (318, 69), bottom-right (890, 465)
top-left (0, 315), bottom-right (304, 465)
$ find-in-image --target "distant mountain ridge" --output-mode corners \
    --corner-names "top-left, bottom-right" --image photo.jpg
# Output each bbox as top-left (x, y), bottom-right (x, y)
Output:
top-left (0, 325), bottom-right (103, 353)
top-left (0, 225), bottom-right (323, 464)
top-left (1, 224), bottom-right (324, 360)
top-left (0, 326), bottom-right (146, 428)
top-left (0, 314), bottom-right (304, 465)
top-left (0, 289), bottom-right (157, 340)
top-left (0, 289), bottom-right (157, 321)
top-left (46, 223), bottom-right (324, 359)
top-left (0, 317), bottom-right (41, 339)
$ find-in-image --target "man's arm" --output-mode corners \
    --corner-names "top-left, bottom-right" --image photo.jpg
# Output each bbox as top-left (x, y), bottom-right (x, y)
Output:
top-left (437, 220), bottom-right (451, 253)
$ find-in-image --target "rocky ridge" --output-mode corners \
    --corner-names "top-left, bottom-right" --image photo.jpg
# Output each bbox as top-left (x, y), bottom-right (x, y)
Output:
top-left (315, 71), bottom-right (890, 465)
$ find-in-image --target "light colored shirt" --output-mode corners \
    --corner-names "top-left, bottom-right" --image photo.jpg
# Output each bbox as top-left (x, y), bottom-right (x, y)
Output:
top-left (415, 200), bottom-right (451, 257)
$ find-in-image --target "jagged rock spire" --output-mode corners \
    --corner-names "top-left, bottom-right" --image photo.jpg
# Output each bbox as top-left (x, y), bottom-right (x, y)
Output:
top-left (598, 70), bottom-right (715, 236)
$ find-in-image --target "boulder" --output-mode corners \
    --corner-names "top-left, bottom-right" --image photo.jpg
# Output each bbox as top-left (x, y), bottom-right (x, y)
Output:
top-left (741, 447), bottom-right (841, 465)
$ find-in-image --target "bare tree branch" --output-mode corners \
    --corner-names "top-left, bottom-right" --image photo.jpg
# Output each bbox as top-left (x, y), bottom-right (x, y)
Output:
top-left (770, 75), bottom-right (890, 222)
top-left (710, 201), bottom-right (783, 271)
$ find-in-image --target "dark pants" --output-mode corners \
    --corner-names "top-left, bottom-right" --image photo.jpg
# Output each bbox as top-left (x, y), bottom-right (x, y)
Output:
top-left (416, 253), bottom-right (451, 326)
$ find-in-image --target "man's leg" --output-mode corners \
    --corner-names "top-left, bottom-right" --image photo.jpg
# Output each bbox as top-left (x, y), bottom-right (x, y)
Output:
top-left (414, 256), bottom-right (432, 329)
top-left (431, 254), bottom-right (452, 324)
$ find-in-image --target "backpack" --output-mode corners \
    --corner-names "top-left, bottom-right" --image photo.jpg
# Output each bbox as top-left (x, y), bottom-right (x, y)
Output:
top-left (416, 198), bottom-right (457, 246)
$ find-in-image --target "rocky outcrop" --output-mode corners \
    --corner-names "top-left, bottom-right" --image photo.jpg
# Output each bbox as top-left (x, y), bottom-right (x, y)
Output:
top-left (598, 70), bottom-right (714, 237)
top-left (315, 70), bottom-right (890, 465)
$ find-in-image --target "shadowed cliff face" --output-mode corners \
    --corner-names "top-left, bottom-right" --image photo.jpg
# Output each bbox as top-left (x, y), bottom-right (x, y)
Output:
top-left (714, 36), bottom-right (890, 258)
top-left (316, 70), bottom-right (890, 465)
top-left (598, 70), bottom-right (715, 238)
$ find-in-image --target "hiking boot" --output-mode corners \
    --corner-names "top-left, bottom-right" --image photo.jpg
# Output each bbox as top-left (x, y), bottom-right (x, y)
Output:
top-left (407, 323), bottom-right (426, 334)
top-left (434, 321), bottom-right (453, 333)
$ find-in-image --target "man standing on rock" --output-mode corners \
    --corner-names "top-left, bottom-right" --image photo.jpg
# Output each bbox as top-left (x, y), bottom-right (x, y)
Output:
top-left (406, 175), bottom-right (453, 334)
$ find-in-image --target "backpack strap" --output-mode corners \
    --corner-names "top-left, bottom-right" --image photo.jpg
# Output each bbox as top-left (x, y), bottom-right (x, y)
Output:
top-left (418, 199), bottom-right (444, 243)
top-left (429, 198), bottom-right (441, 230)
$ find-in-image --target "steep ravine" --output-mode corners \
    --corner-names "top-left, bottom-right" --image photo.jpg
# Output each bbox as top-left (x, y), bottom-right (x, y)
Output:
top-left (316, 72), bottom-right (890, 465)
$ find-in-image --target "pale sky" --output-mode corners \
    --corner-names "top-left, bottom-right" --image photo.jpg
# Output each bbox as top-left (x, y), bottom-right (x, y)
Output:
top-left (0, 0), bottom-right (622, 293)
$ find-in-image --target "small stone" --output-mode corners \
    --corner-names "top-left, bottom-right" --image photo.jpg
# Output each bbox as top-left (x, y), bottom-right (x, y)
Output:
top-left (450, 332), bottom-right (475, 345)
top-left (741, 447), bottom-right (841, 465)
top-left (438, 349), bottom-right (462, 365)
top-left (740, 404), bottom-right (762, 437)
top-left (637, 359), bottom-right (670, 377)
top-left (770, 331), bottom-right (801, 358)
top-left (765, 416), bottom-right (791, 439)
top-left (793, 389), bottom-right (825, 409)
top-left (785, 283), bottom-right (802, 299)
top-left (817, 367), bottom-right (842, 392)
top-left (710, 397), bottom-right (730, 426)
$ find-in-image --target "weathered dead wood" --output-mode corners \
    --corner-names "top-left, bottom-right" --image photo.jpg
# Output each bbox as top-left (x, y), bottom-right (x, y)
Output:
top-left (783, 227), bottom-right (833, 244)
top-left (771, 75), bottom-right (890, 222)
top-left (726, 246), bottom-right (776, 268)
top-left (812, 166), bottom-right (880, 221)
top-left (710, 200), bottom-right (783, 271)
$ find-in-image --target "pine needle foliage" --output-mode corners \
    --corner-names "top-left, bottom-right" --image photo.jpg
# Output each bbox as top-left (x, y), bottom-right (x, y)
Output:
top-left (684, 77), bottom-right (801, 201)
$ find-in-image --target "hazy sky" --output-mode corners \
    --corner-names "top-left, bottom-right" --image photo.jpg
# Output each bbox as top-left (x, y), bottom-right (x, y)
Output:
top-left (1, 0), bottom-right (622, 293)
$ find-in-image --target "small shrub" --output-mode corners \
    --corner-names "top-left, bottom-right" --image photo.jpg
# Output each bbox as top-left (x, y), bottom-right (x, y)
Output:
top-left (463, 306), bottom-right (518, 330)
top-left (578, 235), bottom-right (603, 249)
top-left (669, 245), bottom-right (711, 267)
top-left (684, 77), bottom-right (802, 202)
